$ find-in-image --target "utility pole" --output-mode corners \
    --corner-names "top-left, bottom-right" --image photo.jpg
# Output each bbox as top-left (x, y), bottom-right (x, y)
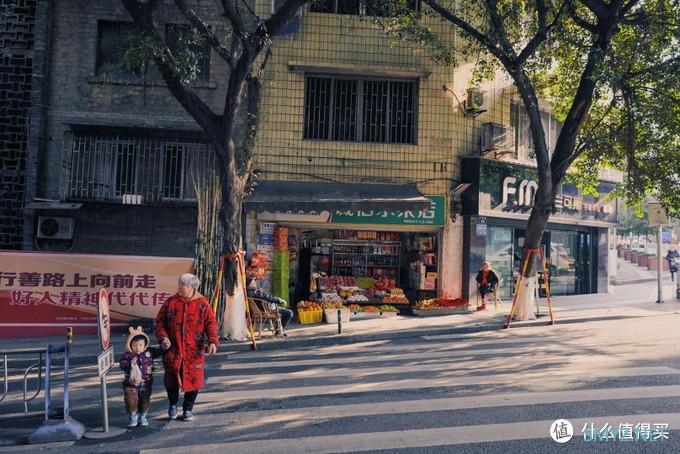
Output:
top-left (657, 224), bottom-right (663, 304)
top-left (648, 202), bottom-right (669, 304)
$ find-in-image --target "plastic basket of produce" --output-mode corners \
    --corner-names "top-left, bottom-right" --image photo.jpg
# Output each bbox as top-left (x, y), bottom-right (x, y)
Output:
top-left (377, 305), bottom-right (399, 317)
top-left (324, 308), bottom-right (350, 324)
top-left (350, 311), bottom-right (381, 320)
top-left (298, 310), bottom-right (323, 324)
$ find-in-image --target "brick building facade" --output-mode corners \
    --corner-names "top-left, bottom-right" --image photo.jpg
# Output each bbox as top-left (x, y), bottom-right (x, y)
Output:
top-left (0, 0), bottom-right (46, 250)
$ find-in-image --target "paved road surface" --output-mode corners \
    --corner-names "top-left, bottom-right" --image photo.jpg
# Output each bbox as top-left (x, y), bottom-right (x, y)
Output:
top-left (3, 312), bottom-right (679, 453)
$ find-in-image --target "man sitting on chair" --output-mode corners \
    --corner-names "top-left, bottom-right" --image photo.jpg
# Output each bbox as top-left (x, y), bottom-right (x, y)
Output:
top-left (246, 277), bottom-right (293, 331)
top-left (475, 261), bottom-right (499, 311)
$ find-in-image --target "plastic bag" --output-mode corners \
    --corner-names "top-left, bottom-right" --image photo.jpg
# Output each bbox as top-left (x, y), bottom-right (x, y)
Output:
top-left (130, 361), bottom-right (143, 385)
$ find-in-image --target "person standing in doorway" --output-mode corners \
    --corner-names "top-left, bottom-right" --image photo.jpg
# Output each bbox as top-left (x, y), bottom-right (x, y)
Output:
top-left (155, 273), bottom-right (219, 421)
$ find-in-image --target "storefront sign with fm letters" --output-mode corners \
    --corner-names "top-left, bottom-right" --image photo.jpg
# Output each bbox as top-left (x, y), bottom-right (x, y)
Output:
top-left (331, 196), bottom-right (446, 227)
top-left (477, 160), bottom-right (618, 226)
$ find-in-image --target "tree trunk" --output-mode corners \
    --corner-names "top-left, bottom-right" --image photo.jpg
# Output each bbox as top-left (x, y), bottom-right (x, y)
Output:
top-left (513, 194), bottom-right (552, 321)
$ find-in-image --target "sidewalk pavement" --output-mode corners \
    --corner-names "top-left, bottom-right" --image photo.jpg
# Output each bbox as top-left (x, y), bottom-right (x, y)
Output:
top-left (2, 277), bottom-right (679, 365)
top-left (613, 256), bottom-right (675, 285)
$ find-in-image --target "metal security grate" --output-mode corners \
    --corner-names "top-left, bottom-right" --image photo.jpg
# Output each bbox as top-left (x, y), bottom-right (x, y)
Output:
top-left (64, 133), bottom-right (215, 204)
top-left (304, 75), bottom-right (417, 144)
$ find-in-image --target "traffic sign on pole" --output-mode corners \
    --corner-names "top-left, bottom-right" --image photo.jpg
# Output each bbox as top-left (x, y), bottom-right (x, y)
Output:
top-left (97, 289), bottom-right (110, 351)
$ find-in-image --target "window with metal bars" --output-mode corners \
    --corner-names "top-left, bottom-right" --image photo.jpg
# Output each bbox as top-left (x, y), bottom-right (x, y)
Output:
top-left (65, 133), bottom-right (214, 204)
top-left (309, 0), bottom-right (419, 15)
top-left (304, 76), bottom-right (417, 144)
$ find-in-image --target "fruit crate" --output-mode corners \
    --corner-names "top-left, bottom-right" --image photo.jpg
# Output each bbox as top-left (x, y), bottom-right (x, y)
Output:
top-left (378, 311), bottom-right (398, 318)
top-left (298, 310), bottom-right (323, 324)
top-left (324, 308), bottom-right (350, 324)
top-left (350, 311), bottom-right (381, 320)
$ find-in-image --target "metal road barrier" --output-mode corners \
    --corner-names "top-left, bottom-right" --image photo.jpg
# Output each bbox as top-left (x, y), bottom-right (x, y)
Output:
top-left (0, 347), bottom-right (44, 412)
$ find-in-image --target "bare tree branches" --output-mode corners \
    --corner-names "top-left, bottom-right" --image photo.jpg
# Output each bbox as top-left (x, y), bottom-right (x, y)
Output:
top-left (423, 0), bottom-right (514, 67)
top-left (120, 0), bottom-right (222, 137)
top-left (173, 0), bottom-right (236, 68)
top-left (517, 0), bottom-right (570, 64)
top-left (221, 0), bottom-right (249, 43)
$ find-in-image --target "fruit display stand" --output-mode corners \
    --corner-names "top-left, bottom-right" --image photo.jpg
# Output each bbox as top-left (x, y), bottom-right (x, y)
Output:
top-left (321, 302), bottom-right (350, 324)
top-left (297, 301), bottom-right (323, 324)
top-left (349, 305), bottom-right (381, 320)
top-left (412, 298), bottom-right (470, 316)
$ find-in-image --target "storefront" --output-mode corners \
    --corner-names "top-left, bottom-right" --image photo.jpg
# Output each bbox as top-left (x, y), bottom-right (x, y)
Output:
top-left (243, 181), bottom-right (447, 310)
top-left (461, 157), bottom-right (618, 300)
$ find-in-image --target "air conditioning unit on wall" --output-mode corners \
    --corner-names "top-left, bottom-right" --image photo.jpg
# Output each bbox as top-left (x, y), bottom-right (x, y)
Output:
top-left (464, 88), bottom-right (488, 117)
top-left (37, 216), bottom-right (75, 240)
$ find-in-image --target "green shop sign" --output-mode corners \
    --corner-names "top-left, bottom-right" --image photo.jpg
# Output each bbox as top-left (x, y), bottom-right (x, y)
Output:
top-left (331, 195), bottom-right (446, 226)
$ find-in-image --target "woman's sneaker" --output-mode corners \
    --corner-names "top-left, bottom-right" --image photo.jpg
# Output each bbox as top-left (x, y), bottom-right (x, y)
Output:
top-left (182, 411), bottom-right (194, 421)
top-left (168, 405), bottom-right (178, 420)
top-left (127, 413), bottom-right (138, 428)
top-left (139, 414), bottom-right (149, 426)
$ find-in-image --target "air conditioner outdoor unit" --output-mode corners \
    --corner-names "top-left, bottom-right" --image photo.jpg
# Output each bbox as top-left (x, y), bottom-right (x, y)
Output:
top-left (37, 216), bottom-right (75, 240)
top-left (464, 88), bottom-right (488, 116)
top-left (480, 122), bottom-right (515, 154)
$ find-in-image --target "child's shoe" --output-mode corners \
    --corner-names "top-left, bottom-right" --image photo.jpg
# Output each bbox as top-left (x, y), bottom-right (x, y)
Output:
top-left (168, 405), bottom-right (178, 419)
top-left (182, 410), bottom-right (194, 421)
top-left (139, 414), bottom-right (149, 426)
top-left (127, 412), bottom-right (138, 428)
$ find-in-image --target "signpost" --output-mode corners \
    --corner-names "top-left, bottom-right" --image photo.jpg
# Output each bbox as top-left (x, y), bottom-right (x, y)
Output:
top-left (648, 202), bottom-right (669, 304)
top-left (84, 289), bottom-right (125, 439)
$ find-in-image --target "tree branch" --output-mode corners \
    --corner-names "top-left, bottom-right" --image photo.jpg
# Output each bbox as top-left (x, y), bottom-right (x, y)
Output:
top-left (263, 0), bottom-right (307, 37)
top-left (481, 0), bottom-right (518, 59)
top-left (423, 0), bottom-right (514, 67)
top-left (551, 19), bottom-right (617, 184)
top-left (517, 0), bottom-right (570, 64)
top-left (221, 0), bottom-right (249, 42)
top-left (581, 0), bottom-right (609, 18)
top-left (120, 0), bottom-right (222, 137)
top-left (173, 0), bottom-right (235, 68)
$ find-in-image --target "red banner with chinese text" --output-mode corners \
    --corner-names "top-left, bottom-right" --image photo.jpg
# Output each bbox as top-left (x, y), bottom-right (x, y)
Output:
top-left (0, 251), bottom-right (193, 338)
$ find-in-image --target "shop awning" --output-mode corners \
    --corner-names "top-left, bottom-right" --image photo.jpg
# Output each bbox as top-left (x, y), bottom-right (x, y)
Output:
top-left (245, 181), bottom-right (432, 212)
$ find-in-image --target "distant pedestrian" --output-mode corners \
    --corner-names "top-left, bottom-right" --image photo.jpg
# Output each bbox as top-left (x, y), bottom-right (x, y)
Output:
top-left (475, 262), bottom-right (499, 310)
top-left (666, 248), bottom-right (679, 281)
top-left (119, 326), bottom-right (164, 428)
top-left (155, 273), bottom-right (219, 421)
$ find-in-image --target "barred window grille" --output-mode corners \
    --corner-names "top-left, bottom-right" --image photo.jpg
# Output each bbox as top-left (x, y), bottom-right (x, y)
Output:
top-left (304, 76), bottom-right (417, 144)
top-left (65, 133), bottom-right (215, 204)
top-left (309, 0), bottom-right (419, 15)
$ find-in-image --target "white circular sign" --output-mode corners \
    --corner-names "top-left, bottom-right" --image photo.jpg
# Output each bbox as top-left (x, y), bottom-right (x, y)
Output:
top-left (550, 419), bottom-right (574, 443)
top-left (98, 288), bottom-right (111, 350)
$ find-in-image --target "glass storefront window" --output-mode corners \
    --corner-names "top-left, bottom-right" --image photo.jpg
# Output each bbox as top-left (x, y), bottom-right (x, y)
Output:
top-left (485, 227), bottom-right (513, 298)
top-left (549, 230), bottom-right (577, 295)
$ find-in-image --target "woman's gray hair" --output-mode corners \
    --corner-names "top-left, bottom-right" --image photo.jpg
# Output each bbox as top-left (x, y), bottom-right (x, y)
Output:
top-left (178, 273), bottom-right (201, 290)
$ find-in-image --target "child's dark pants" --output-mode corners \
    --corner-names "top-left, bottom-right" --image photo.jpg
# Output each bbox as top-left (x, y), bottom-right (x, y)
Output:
top-left (123, 380), bottom-right (152, 415)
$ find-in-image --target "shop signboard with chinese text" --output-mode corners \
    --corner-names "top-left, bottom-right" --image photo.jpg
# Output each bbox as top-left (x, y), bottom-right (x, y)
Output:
top-left (0, 251), bottom-right (192, 338)
top-left (331, 196), bottom-right (446, 227)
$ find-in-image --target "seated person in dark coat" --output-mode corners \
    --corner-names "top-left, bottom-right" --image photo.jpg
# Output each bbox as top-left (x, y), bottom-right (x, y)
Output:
top-left (475, 261), bottom-right (499, 306)
top-left (246, 276), bottom-right (293, 329)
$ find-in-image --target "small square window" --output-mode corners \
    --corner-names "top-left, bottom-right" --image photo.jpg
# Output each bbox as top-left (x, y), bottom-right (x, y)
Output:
top-left (96, 21), bottom-right (145, 81)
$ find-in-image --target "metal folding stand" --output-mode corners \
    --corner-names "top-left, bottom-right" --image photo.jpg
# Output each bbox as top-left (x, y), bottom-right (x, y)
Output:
top-left (505, 247), bottom-right (555, 329)
top-left (29, 328), bottom-right (86, 444)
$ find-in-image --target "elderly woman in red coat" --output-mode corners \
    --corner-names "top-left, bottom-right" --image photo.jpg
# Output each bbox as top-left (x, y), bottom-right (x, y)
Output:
top-left (155, 273), bottom-right (219, 421)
